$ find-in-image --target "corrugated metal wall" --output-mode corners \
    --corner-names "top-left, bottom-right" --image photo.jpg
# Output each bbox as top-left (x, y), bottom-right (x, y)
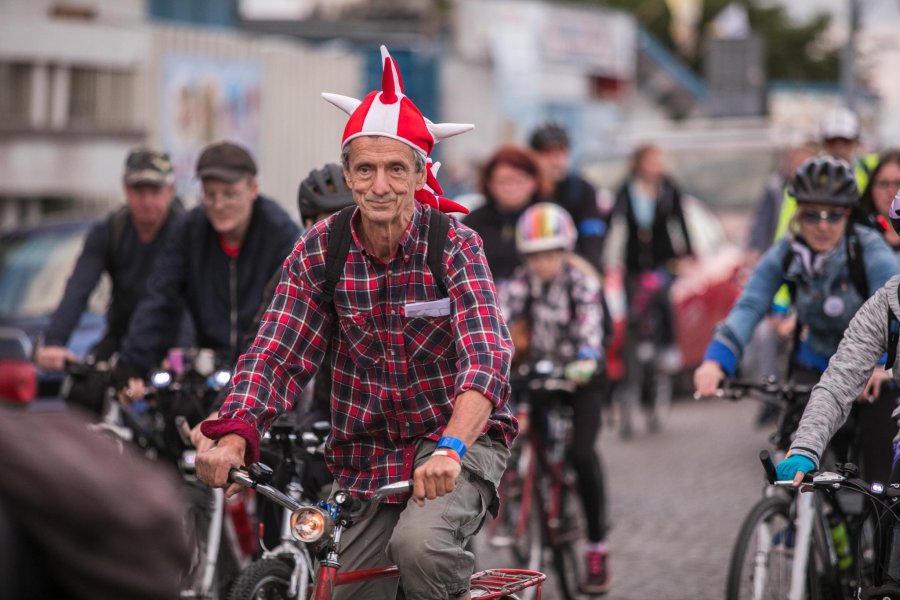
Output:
top-left (137, 24), bottom-right (362, 216)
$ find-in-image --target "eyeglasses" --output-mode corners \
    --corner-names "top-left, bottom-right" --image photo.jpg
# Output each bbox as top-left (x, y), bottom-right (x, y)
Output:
top-left (875, 179), bottom-right (900, 190)
top-left (201, 188), bottom-right (244, 208)
top-left (798, 209), bottom-right (848, 225)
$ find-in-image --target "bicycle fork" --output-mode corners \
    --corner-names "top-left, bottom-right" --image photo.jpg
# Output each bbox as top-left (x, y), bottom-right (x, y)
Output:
top-left (789, 492), bottom-right (816, 600)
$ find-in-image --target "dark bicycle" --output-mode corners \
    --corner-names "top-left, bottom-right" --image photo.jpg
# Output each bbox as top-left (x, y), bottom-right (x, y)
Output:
top-left (228, 416), bottom-right (331, 599)
top-left (716, 379), bottom-right (882, 600)
top-left (741, 451), bottom-right (900, 600)
top-left (77, 353), bottom-right (250, 599)
top-left (480, 359), bottom-right (591, 600)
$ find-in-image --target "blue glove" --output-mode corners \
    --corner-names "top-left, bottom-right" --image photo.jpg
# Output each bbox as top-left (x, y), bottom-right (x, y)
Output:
top-left (775, 454), bottom-right (816, 482)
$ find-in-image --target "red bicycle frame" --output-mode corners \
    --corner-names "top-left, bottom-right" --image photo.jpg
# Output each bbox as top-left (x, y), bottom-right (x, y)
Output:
top-left (229, 467), bottom-right (544, 600)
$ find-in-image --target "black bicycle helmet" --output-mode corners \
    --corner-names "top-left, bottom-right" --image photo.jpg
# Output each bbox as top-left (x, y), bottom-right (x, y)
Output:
top-left (529, 121), bottom-right (570, 151)
top-left (297, 163), bottom-right (354, 221)
top-left (788, 156), bottom-right (858, 207)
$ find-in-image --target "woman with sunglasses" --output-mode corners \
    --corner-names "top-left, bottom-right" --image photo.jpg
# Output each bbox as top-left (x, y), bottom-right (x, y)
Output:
top-left (694, 157), bottom-right (898, 480)
top-left (775, 189), bottom-right (900, 486)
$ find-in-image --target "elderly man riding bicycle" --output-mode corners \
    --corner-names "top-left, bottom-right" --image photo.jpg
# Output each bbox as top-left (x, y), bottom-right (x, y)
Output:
top-left (196, 46), bottom-right (517, 600)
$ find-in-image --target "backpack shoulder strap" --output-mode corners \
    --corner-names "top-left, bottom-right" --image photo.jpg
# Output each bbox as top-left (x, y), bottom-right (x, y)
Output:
top-left (780, 243), bottom-right (797, 302)
top-left (886, 285), bottom-right (900, 371)
top-left (845, 228), bottom-right (869, 299)
top-left (318, 206), bottom-right (356, 307)
top-left (427, 208), bottom-right (451, 298)
top-left (105, 206), bottom-right (130, 275)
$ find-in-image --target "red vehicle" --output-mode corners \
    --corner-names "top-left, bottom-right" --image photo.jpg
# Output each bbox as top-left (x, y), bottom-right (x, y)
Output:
top-left (0, 327), bottom-right (37, 404)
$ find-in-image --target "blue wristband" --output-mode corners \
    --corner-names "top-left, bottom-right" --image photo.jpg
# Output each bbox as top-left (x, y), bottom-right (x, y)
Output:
top-left (436, 436), bottom-right (467, 459)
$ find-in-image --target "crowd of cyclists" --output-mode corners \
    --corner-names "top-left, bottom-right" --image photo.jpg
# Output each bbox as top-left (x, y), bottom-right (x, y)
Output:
top-left (10, 44), bottom-right (900, 598)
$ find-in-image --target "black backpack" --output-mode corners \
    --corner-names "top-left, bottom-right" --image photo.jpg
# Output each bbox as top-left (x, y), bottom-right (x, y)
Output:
top-left (317, 205), bottom-right (451, 307)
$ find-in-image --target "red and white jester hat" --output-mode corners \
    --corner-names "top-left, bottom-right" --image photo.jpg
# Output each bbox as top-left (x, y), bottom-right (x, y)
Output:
top-left (416, 158), bottom-right (470, 215)
top-left (322, 46), bottom-right (473, 157)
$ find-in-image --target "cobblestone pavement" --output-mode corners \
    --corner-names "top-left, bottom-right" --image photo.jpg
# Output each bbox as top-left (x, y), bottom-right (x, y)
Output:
top-left (474, 396), bottom-right (772, 600)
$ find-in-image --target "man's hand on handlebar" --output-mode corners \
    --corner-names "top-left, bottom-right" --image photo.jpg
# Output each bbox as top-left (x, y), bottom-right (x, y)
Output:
top-left (34, 345), bottom-right (78, 371)
top-left (195, 433), bottom-right (246, 498)
top-left (693, 359), bottom-right (725, 398)
top-left (190, 412), bottom-right (219, 453)
top-left (412, 453), bottom-right (461, 507)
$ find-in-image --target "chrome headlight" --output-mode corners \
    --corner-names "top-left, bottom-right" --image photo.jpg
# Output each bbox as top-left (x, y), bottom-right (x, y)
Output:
top-left (290, 507), bottom-right (333, 543)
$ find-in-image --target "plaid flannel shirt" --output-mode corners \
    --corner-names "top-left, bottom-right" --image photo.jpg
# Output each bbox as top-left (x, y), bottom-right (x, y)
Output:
top-left (202, 204), bottom-right (516, 499)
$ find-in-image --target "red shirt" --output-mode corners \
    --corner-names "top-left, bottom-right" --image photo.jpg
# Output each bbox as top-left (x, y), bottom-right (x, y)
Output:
top-left (202, 205), bottom-right (516, 498)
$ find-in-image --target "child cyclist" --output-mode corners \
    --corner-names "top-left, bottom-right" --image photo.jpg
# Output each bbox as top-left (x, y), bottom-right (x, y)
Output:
top-left (776, 189), bottom-right (900, 485)
top-left (500, 202), bottom-right (610, 594)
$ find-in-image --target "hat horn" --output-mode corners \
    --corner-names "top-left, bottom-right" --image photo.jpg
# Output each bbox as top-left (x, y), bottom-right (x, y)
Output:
top-left (426, 120), bottom-right (475, 143)
top-left (379, 45), bottom-right (403, 104)
top-left (321, 93), bottom-right (362, 116)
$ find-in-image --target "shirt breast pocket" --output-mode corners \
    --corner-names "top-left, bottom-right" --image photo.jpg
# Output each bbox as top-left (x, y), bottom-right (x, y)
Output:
top-left (404, 315), bottom-right (454, 363)
top-left (338, 313), bottom-right (380, 369)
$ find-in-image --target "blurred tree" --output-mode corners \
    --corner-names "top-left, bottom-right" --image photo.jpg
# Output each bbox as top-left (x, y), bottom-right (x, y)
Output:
top-left (572, 0), bottom-right (841, 81)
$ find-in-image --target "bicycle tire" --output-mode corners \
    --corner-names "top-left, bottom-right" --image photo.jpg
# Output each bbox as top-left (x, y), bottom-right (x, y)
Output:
top-left (647, 369), bottom-right (672, 433)
top-left (227, 558), bottom-right (293, 600)
top-left (550, 480), bottom-right (587, 600)
top-left (617, 381), bottom-right (638, 440)
top-left (182, 483), bottom-right (240, 598)
top-left (725, 494), bottom-right (829, 600)
top-left (486, 447), bottom-right (543, 573)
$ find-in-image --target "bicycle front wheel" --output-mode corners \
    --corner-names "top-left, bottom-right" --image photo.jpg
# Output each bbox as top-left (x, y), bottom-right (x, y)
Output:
top-left (484, 445), bottom-right (543, 573)
top-left (726, 495), bottom-right (829, 600)
top-left (228, 558), bottom-right (293, 600)
top-left (550, 481), bottom-right (588, 600)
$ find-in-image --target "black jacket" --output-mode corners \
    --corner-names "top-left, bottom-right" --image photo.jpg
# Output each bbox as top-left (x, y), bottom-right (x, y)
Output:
top-left (552, 174), bottom-right (605, 268)
top-left (610, 176), bottom-right (693, 273)
top-left (463, 203), bottom-right (530, 282)
top-left (44, 202), bottom-right (183, 358)
top-left (118, 195), bottom-right (300, 371)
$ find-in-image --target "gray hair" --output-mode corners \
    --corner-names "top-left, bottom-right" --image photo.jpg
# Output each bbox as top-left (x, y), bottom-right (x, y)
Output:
top-left (341, 138), bottom-right (426, 173)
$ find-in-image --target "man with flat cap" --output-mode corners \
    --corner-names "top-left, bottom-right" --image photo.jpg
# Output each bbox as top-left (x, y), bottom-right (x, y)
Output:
top-left (116, 141), bottom-right (300, 432)
top-left (36, 147), bottom-right (183, 414)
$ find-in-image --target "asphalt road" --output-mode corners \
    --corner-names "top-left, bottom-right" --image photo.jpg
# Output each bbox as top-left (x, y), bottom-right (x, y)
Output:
top-left (474, 396), bottom-right (772, 600)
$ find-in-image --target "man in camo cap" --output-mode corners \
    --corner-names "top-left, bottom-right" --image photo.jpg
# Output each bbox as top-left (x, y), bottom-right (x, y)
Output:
top-left (36, 147), bottom-right (183, 414)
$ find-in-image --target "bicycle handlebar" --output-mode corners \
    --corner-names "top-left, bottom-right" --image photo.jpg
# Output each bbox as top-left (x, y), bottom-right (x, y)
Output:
top-left (695, 378), bottom-right (814, 401)
top-left (228, 465), bottom-right (413, 524)
top-left (352, 480), bottom-right (413, 523)
top-left (228, 467), bottom-right (305, 512)
top-left (758, 449), bottom-right (897, 497)
top-left (760, 450), bottom-right (778, 484)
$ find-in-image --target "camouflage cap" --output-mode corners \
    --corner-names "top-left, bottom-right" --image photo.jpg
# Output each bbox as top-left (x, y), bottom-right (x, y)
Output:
top-left (196, 141), bottom-right (257, 183)
top-left (124, 147), bottom-right (174, 186)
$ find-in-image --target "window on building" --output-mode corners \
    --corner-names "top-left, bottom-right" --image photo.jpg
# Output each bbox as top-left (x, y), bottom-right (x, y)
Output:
top-left (0, 63), bottom-right (33, 127)
top-left (68, 67), bottom-right (135, 130)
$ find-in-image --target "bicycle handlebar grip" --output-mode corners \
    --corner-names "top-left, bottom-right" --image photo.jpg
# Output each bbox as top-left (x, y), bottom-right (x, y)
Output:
top-left (760, 450), bottom-right (777, 485)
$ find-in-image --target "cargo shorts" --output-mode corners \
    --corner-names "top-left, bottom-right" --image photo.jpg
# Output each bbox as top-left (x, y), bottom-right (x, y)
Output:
top-left (324, 434), bottom-right (509, 600)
